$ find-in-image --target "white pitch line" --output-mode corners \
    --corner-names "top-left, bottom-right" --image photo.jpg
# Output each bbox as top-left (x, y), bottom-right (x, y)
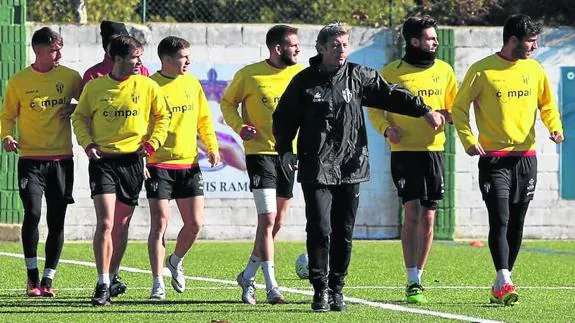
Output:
top-left (0, 252), bottom-right (501, 323)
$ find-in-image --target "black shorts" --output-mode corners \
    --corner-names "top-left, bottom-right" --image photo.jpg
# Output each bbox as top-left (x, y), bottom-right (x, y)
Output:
top-left (18, 158), bottom-right (74, 204)
top-left (478, 156), bottom-right (537, 203)
top-left (246, 154), bottom-right (294, 198)
top-left (145, 166), bottom-right (204, 199)
top-left (88, 154), bottom-right (144, 206)
top-left (390, 151), bottom-right (444, 204)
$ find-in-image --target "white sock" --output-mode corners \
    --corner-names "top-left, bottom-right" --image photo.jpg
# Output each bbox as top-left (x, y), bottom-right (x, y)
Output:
top-left (98, 273), bottom-right (110, 286)
top-left (496, 269), bottom-right (512, 288)
top-left (25, 257), bottom-right (37, 270)
top-left (153, 275), bottom-right (165, 287)
top-left (243, 255), bottom-right (261, 281)
top-left (417, 268), bottom-right (423, 282)
top-left (407, 267), bottom-right (419, 284)
top-left (261, 260), bottom-right (278, 291)
top-left (43, 268), bottom-right (56, 280)
top-left (170, 254), bottom-right (183, 268)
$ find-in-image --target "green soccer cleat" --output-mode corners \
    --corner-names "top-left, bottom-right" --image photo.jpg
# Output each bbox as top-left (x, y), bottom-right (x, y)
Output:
top-left (406, 283), bottom-right (428, 304)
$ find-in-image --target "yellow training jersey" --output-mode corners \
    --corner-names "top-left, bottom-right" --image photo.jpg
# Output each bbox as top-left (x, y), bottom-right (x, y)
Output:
top-left (1, 65), bottom-right (82, 157)
top-left (220, 60), bottom-right (303, 155)
top-left (368, 59), bottom-right (457, 151)
top-left (71, 74), bottom-right (170, 154)
top-left (452, 54), bottom-right (563, 155)
top-left (148, 72), bottom-right (219, 166)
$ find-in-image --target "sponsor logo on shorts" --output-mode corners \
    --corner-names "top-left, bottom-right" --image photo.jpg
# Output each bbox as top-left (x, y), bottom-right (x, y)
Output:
top-left (19, 178), bottom-right (28, 190)
top-left (527, 178), bottom-right (535, 191)
top-left (252, 175), bottom-right (261, 188)
top-left (398, 178), bottom-right (406, 190)
top-left (90, 181), bottom-right (96, 192)
top-left (148, 180), bottom-right (159, 192)
top-left (482, 182), bottom-right (491, 194)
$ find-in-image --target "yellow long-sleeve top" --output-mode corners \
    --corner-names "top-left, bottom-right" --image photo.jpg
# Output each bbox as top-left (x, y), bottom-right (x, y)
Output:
top-left (452, 54), bottom-right (563, 156)
top-left (71, 74), bottom-right (170, 154)
top-left (147, 72), bottom-right (219, 167)
top-left (220, 60), bottom-right (303, 154)
top-left (1, 66), bottom-right (82, 157)
top-left (368, 59), bottom-right (457, 151)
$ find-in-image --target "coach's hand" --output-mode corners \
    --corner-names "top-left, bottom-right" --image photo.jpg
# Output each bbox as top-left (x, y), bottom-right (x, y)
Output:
top-left (2, 137), bottom-right (20, 152)
top-left (550, 131), bottom-right (564, 144)
top-left (423, 111), bottom-right (445, 130)
top-left (137, 142), bottom-right (155, 157)
top-left (384, 126), bottom-right (402, 144)
top-left (466, 144), bottom-right (486, 156)
top-left (208, 151), bottom-right (221, 167)
top-left (437, 109), bottom-right (452, 123)
top-left (85, 143), bottom-right (102, 160)
top-left (239, 125), bottom-right (257, 141)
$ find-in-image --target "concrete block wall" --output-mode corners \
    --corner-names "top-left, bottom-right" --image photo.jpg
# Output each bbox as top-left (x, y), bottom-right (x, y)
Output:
top-left (22, 23), bottom-right (575, 240)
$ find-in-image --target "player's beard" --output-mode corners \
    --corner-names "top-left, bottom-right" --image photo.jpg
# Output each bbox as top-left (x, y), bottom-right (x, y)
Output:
top-left (512, 44), bottom-right (529, 59)
top-left (279, 51), bottom-right (296, 66)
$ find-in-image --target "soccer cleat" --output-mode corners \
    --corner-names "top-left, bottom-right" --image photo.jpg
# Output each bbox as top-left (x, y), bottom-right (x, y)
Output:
top-left (489, 286), bottom-right (501, 304)
top-left (491, 283), bottom-right (519, 306)
top-left (311, 288), bottom-right (329, 312)
top-left (236, 271), bottom-right (257, 305)
top-left (26, 280), bottom-right (42, 297)
top-left (165, 255), bottom-right (186, 293)
top-left (406, 283), bottom-right (428, 304)
top-left (109, 274), bottom-right (127, 297)
top-left (40, 285), bottom-right (56, 297)
top-left (328, 289), bottom-right (347, 311)
top-left (266, 287), bottom-right (286, 305)
top-left (91, 283), bottom-right (111, 306)
top-left (149, 283), bottom-right (166, 300)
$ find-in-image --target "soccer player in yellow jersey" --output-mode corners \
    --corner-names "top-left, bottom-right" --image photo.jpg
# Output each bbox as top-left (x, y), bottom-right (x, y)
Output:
top-left (1, 27), bottom-right (81, 298)
top-left (71, 35), bottom-right (170, 306)
top-left (145, 36), bottom-right (220, 300)
top-left (368, 16), bottom-right (457, 304)
top-left (220, 25), bottom-right (303, 305)
top-left (452, 14), bottom-right (563, 306)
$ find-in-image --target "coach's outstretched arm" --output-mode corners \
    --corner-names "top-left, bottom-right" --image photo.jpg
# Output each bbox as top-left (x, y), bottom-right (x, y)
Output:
top-left (360, 66), bottom-right (444, 129)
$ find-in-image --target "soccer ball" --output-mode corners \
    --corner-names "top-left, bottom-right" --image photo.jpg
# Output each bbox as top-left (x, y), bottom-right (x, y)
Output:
top-left (295, 253), bottom-right (309, 279)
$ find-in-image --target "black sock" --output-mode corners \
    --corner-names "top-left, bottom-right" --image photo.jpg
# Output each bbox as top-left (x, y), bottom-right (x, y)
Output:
top-left (41, 277), bottom-right (53, 288)
top-left (27, 268), bottom-right (39, 283)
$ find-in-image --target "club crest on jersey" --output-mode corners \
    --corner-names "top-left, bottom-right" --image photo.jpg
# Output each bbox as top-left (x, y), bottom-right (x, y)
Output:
top-left (342, 88), bottom-right (352, 103)
top-left (56, 82), bottom-right (64, 94)
top-left (132, 93), bottom-right (140, 104)
top-left (522, 74), bottom-right (530, 85)
top-left (432, 74), bottom-right (440, 83)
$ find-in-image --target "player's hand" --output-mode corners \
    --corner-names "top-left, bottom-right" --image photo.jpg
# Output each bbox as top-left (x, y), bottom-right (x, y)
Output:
top-left (2, 137), bottom-right (20, 152)
top-left (239, 125), bottom-right (257, 141)
top-left (279, 151), bottom-right (297, 172)
top-left (137, 142), bottom-right (155, 157)
top-left (85, 143), bottom-right (102, 160)
top-left (143, 166), bottom-right (151, 180)
top-left (423, 110), bottom-right (445, 130)
top-left (437, 109), bottom-right (452, 123)
top-left (59, 103), bottom-right (77, 119)
top-left (208, 151), bottom-right (221, 167)
top-left (466, 144), bottom-right (486, 156)
top-left (384, 126), bottom-right (401, 144)
top-left (549, 131), bottom-right (564, 144)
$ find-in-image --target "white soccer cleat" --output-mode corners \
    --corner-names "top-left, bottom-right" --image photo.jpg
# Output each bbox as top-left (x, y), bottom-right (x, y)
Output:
top-left (165, 255), bottom-right (186, 293)
top-left (149, 283), bottom-right (166, 300)
top-left (266, 286), bottom-right (286, 305)
top-left (236, 271), bottom-right (257, 305)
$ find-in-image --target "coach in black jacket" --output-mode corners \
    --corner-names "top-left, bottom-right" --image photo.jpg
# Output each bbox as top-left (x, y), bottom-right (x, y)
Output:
top-left (272, 22), bottom-right (445, 312)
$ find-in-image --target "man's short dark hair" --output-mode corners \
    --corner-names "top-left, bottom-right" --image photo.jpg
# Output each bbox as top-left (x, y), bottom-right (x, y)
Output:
top-left (402, 15), bottom-right (437, 42)
top-left (108, 35), bottom-right (143, 60)
top-left (157, 36), bottom-right (190, 59)
top-left (266, 25), bottom-right (298, 49)
top-left (31, 27), bottom-right (62, 48)
top-left (503, 14), bottom-right (542, 44)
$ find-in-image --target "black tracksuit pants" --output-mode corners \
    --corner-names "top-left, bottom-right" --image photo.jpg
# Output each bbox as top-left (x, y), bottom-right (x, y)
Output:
top-left (302, 183), bottom-right (360, 293)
